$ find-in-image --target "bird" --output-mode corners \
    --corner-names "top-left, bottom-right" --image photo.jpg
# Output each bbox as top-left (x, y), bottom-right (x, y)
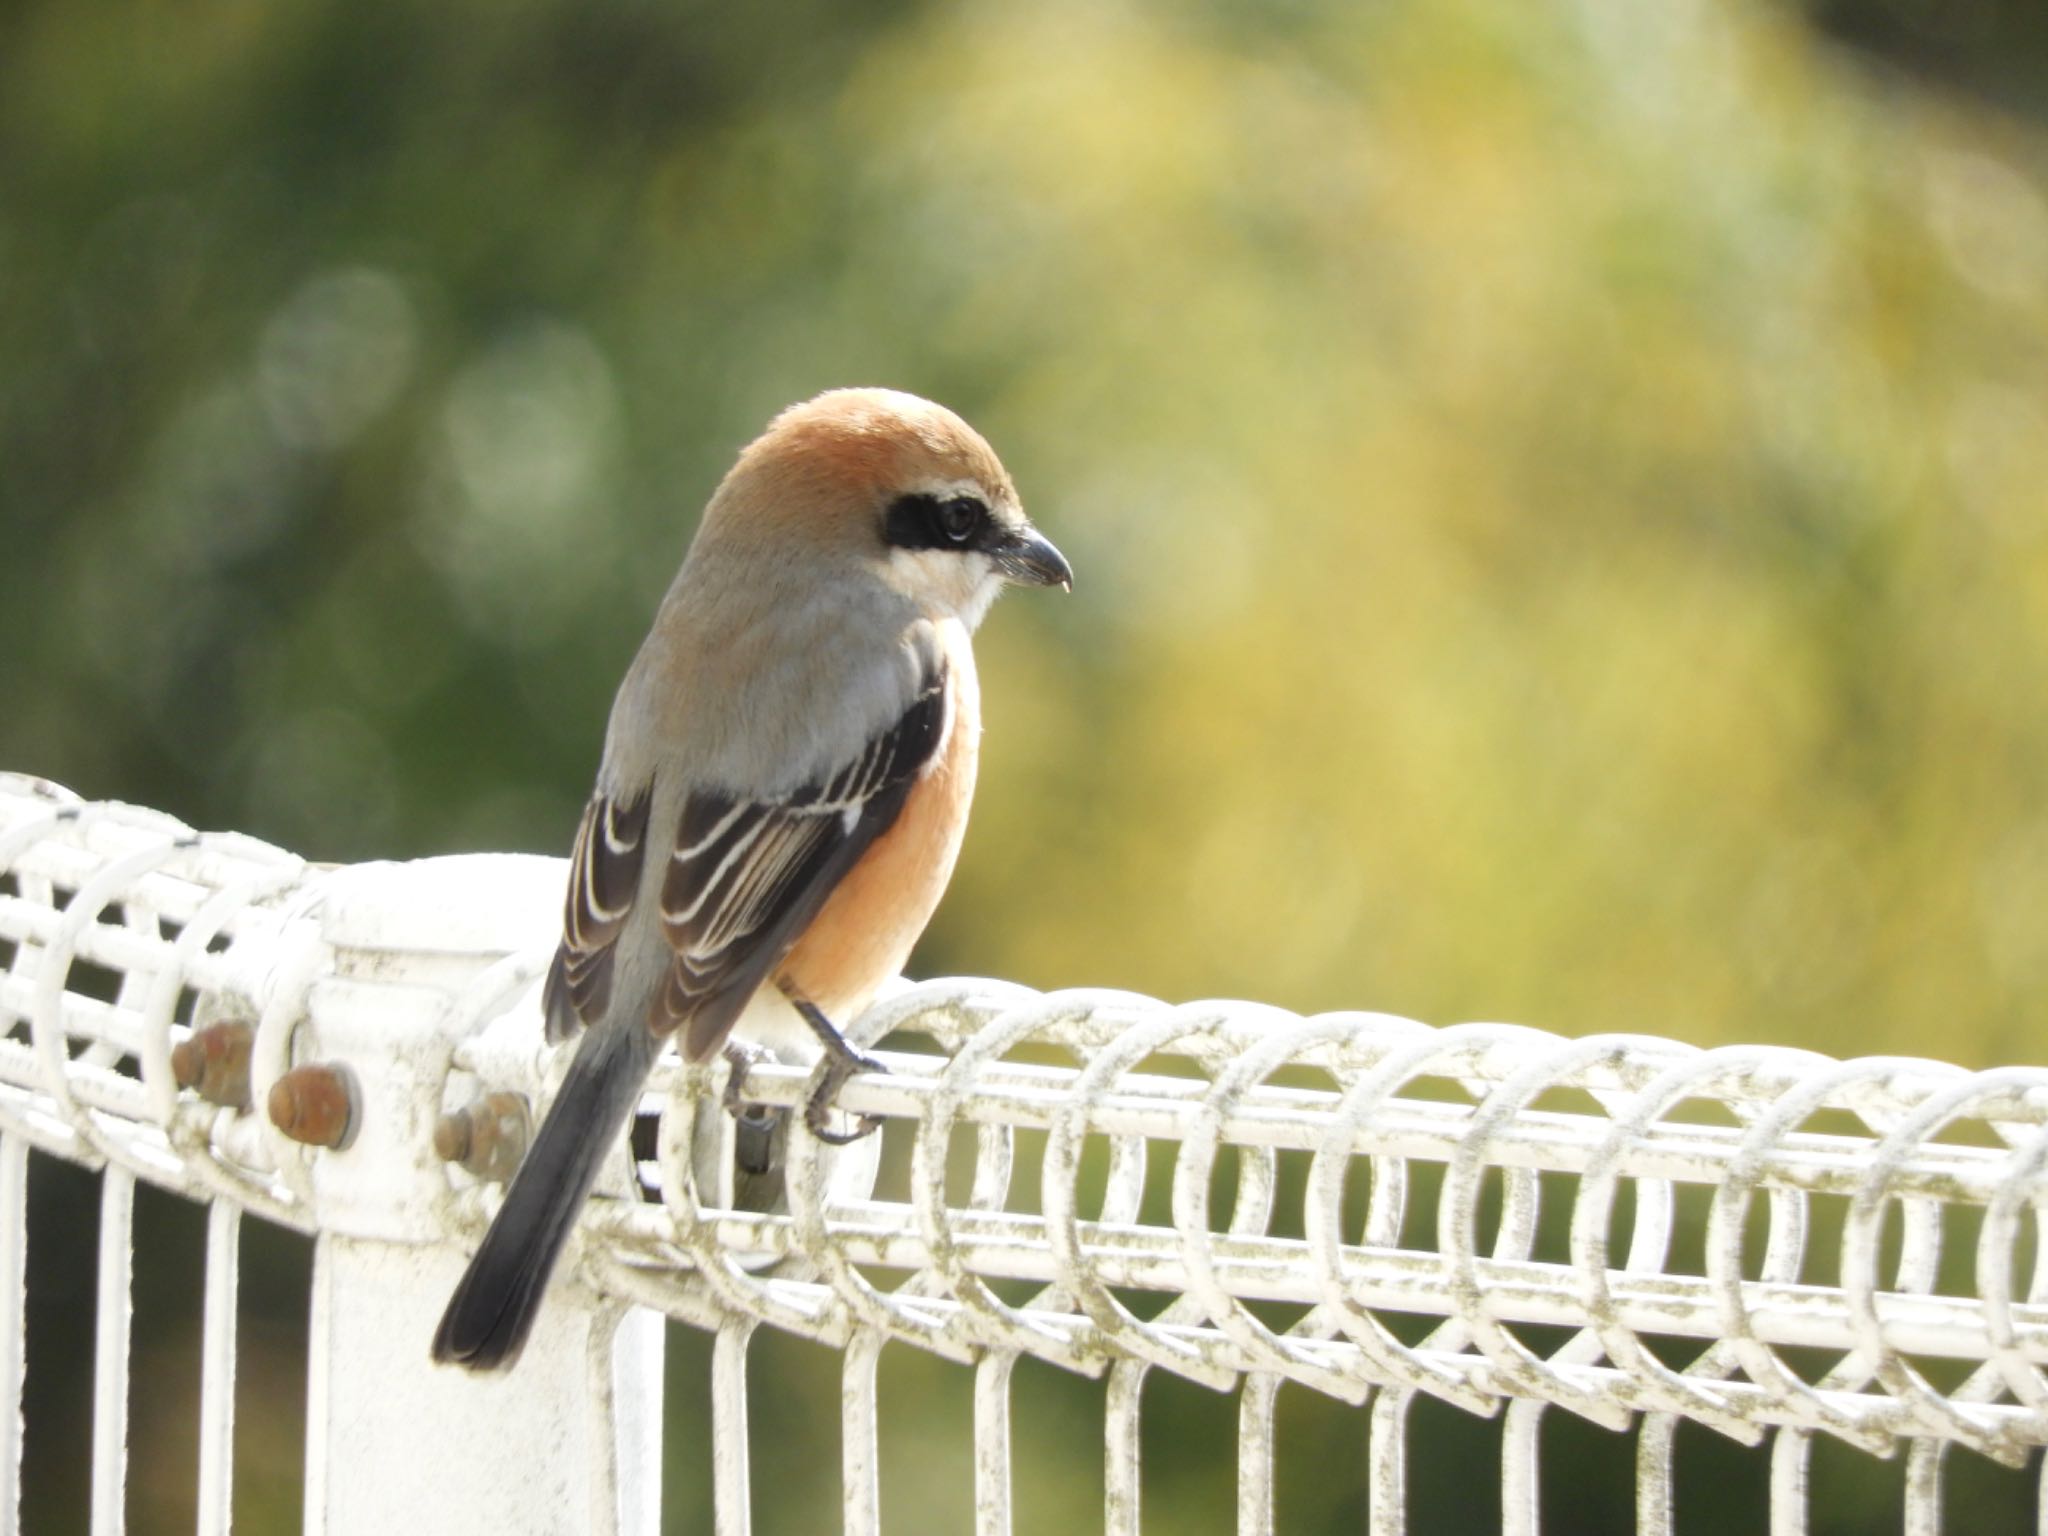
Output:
top-left (431, 387), bottom-right (1071, 1371)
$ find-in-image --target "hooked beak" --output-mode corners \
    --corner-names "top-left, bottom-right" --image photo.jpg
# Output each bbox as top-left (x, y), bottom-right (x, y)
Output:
top-left (991, 527), bottom-right (1073, 592)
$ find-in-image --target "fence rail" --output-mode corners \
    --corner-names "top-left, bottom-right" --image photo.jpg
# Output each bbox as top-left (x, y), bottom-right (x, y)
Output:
top-left (1, 771), bottom-right (2045, 1533)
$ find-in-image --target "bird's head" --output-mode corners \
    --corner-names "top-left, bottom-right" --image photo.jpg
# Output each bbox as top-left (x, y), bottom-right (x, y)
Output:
top-left (704, 388), bottom-right (1071, 628)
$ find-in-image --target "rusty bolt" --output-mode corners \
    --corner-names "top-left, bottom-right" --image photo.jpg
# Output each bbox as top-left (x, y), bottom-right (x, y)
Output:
top-left (267, 1064), bottom-right (357, 1150)
top-left (170, 1021), bottom-right (254, 1110)
top-left (433, 1092), bottom-right (531, 1183)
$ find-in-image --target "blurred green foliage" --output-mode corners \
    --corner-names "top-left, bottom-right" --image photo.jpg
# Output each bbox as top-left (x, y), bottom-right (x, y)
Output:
top-left (8, 0), bottom-right (2048, 1061)
top-left (4, 0), bottom-right (2048, 1530)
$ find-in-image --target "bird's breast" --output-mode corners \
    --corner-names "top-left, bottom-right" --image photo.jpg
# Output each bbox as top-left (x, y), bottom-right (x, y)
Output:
top-left (776, 621), bottom-right (981, 1019)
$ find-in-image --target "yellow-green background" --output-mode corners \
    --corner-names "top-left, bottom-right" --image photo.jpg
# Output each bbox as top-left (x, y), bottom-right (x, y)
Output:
top-left (4, 0), bottom-right (2046, 1529)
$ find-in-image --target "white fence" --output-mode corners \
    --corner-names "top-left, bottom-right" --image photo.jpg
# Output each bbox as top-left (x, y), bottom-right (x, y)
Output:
top-left (2, 771), bottom-right (2047, 1534)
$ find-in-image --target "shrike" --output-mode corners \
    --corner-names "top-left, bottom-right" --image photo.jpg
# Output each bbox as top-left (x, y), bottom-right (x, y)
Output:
top-left (432, 388), bottom-right (1070, 1370)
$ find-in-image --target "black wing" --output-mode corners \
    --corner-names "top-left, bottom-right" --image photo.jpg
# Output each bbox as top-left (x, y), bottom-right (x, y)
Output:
top-left (541, 785), bottom-right (652, 1043)
top-left (540, 668), bottom-right (949, 1058)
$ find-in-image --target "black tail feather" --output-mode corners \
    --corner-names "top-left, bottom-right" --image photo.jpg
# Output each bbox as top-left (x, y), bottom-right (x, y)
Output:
top-left (431, 1021), bottom-right (660, 1371)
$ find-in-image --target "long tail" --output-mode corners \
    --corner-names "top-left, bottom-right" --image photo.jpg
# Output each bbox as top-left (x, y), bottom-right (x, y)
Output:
top-left (431, 1020), bottom-right (661, 1371)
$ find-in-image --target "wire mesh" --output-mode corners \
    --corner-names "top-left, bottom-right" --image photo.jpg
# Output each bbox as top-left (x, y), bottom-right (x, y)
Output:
top-left (3, 772), bottom-right (2047, 1533)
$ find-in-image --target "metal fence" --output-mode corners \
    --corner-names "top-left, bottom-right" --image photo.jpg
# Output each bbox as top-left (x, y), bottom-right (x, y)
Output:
top-left (2, 770), bottom-right (2047, 1534)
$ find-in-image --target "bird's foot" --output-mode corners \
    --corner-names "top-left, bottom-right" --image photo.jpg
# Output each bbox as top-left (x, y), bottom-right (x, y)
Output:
top-left (788, 997), bottom-right (885, 1145)
top-left (720, 1042), bottom-right (785, 1176)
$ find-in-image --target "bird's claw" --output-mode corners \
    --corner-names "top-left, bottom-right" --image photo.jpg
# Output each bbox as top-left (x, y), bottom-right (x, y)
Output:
top-left (786, 995), bottom-right (885, 1145)
top-left (720, 1041), bottom-right (771, 1118)
top-left (721, 1042), bottom-right (784, 1176)
top-left (803, 1047), bottom-right (885, 1144)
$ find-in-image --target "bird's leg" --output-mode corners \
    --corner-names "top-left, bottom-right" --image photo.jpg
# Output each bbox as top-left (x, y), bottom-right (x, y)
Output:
top-left (720, 1040), bottom-right (770, 1117)
top-left (720, 1041), bottom-right (783, 1176)
top-left (784, 993), bottom-right (885, 1145)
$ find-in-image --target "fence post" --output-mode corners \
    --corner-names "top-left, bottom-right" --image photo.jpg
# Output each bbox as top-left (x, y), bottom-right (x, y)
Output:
top-left (280, 854), bottom-right (665, 1536)
top-left (303, 1237), bottom-right (662, 1536)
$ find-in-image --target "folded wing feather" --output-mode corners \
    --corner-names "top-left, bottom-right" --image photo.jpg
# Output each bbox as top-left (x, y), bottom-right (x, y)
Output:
top-left (540, 665), bottom-right (949, 1060)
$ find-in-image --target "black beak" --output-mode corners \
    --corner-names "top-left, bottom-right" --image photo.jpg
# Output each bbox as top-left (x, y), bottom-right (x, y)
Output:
top-left (991, 527), bottom-right (1073, 591)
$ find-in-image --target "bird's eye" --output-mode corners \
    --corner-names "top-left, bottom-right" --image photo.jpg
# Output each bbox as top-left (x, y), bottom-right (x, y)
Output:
top-left (934, 496), bottom-right (984, 545)
top-left (883, 492), bottom-right (992, 554)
